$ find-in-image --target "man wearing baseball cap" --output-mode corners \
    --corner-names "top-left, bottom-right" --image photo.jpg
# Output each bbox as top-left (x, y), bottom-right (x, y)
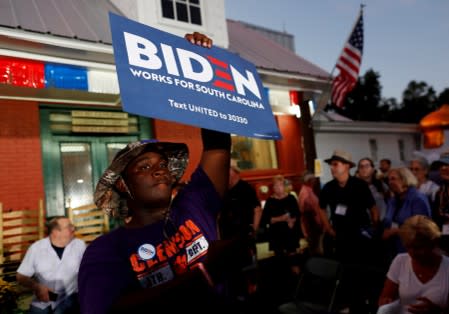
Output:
top-left (319, 149), bottom-right (380, 313)
top-left (78, 33), bottom-right (233, 314)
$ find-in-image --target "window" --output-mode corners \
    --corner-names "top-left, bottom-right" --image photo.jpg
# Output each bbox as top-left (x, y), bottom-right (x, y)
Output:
top-left (161, 0), bottom-right (202, 25)
top-left (231, 135), bottom-right (278, 170)
top-left (414, 134), bottom-right (422, 151)
top-left (369, 138), bottom-right (378, 161)
top-left (398, 139), bottom-right (405, 161)
top-left (60, 143), bottom-right (94, 209)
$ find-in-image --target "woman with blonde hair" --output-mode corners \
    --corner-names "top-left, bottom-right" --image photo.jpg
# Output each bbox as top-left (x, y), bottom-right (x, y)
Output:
top-left (261, 174), bottom-right (301, 277)
top-left (382, 167), bottom-right (431, 266)
top-left (409, 157), bottom-right (440, 206)
top-left (378, 215), bottom-right (449, 314)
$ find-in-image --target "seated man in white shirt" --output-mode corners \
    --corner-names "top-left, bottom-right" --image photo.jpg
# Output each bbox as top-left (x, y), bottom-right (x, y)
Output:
top-left (16, 216), bottom-right (86, 314)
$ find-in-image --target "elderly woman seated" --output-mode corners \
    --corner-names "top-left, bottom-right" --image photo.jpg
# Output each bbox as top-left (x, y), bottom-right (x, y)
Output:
top-left (378, 215), bottom-right (449, 314)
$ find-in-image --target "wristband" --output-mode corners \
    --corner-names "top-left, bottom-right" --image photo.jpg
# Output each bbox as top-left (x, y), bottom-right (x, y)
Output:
top-left (201, 128), bottom-right (231, 151)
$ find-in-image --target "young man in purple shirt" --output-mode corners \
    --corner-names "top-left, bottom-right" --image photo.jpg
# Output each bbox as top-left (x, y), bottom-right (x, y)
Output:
top-left (78, 33), bottom-right (233, 314)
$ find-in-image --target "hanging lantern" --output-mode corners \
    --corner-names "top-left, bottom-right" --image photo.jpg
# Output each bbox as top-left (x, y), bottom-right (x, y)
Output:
top-left (420, 104), bottom-right (449, 148)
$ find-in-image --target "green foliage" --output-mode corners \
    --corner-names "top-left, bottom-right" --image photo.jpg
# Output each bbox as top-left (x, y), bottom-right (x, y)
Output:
top-left (329, 69), bottom-right (446, 123)
top-left (334, 69), bottom-right (390, 121)
top-left (437, 88), bottom-right (449, 106)
top-left (397, 81), bottom-right (437, 123)
top-left (0, 279), bottom-right (18, 314)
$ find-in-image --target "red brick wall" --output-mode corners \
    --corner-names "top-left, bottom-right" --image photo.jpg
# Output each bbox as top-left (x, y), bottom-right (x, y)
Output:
top-left (0, 100), bottom-right (44, 211)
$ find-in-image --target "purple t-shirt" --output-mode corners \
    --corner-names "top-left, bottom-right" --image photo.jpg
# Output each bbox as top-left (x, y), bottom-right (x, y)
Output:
top-left (78, 167), bottom-right (221, 314)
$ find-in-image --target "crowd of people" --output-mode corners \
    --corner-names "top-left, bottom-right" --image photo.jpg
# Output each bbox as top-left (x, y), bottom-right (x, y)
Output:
top-left (11, 32), bottom-right (449, 314)
top-left (220, 148), bottom-right (449, 314)
top-left (305, 150), bottom-right (449, 314)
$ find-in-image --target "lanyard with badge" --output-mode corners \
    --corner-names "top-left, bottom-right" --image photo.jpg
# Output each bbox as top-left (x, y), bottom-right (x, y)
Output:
top-left (335, 204), bottom-right (348, 216)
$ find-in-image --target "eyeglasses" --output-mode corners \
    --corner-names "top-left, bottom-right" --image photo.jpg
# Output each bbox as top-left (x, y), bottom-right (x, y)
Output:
top-left (409, 167), bottom-right (422, 172)
top-left (358, 164), bottom-right (372, 169)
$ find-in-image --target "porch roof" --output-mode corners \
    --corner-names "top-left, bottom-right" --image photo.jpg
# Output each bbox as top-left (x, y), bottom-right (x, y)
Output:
top-left (0, 0), bottom-right (330, 81)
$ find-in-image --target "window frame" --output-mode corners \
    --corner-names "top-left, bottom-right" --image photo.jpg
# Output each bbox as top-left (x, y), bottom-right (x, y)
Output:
top-left (368, 138), bottom-right (378, 162)
top-left (398, 139), bottom-right (405, 162)
top-left (231, 134), bottom-right (279, 172)
top-left (159, 0), bottom-right (205, 29)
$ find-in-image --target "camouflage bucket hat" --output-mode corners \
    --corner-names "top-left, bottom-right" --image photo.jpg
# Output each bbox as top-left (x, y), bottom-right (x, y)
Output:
top-left (94, 140), bottom-right (189, 218)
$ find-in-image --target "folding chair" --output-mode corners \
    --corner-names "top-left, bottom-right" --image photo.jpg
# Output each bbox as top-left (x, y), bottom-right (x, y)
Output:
top-left (68, 203), bottom-right (109, 244)
top-left (278, 256), bottom-right (343, 314)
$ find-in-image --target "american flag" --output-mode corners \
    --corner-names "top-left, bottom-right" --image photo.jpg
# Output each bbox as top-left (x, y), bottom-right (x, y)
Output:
top-left (331, 10), bottom-right (364, 108)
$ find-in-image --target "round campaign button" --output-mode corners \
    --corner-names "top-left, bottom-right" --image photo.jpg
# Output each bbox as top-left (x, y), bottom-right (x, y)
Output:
top-left (138, 243), bottom-right (156, 260)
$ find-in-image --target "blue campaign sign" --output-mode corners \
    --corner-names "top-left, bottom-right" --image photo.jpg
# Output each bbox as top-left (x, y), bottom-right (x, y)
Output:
top-left (109, 13), bottom-right (281, 140)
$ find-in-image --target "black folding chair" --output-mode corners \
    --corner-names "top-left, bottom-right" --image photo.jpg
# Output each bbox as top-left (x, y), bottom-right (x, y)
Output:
top-left (278, 256), bottom-right (343, 314)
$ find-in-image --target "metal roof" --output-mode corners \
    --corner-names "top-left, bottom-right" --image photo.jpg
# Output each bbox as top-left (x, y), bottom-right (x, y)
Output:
top-left (0, 0), bottom-right (120, 44)
top-left (239, 21), bottom-right (296, 52)
top-left (0, 0), bottom-right (330, 79)
top-left (227, 19), bottom-right (329, 80)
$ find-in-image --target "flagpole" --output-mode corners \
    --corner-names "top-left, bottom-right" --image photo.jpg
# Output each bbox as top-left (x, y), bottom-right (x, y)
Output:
top-left (310, 4), bottom-right (365, 123)
top-left (308, 65), bottom-right (337, 126)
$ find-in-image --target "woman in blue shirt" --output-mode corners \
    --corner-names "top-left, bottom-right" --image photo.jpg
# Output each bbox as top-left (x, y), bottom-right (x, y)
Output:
top-left (382, 167), bottom-right (431, 265)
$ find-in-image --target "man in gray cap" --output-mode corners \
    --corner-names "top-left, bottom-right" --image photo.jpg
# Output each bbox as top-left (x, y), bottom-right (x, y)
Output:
top-left (78, 33), bottom-right (234, 314)
top-left (319, 149), bottom-right (380, 313)
top-left (319, 150), bottom-right (380, 258)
